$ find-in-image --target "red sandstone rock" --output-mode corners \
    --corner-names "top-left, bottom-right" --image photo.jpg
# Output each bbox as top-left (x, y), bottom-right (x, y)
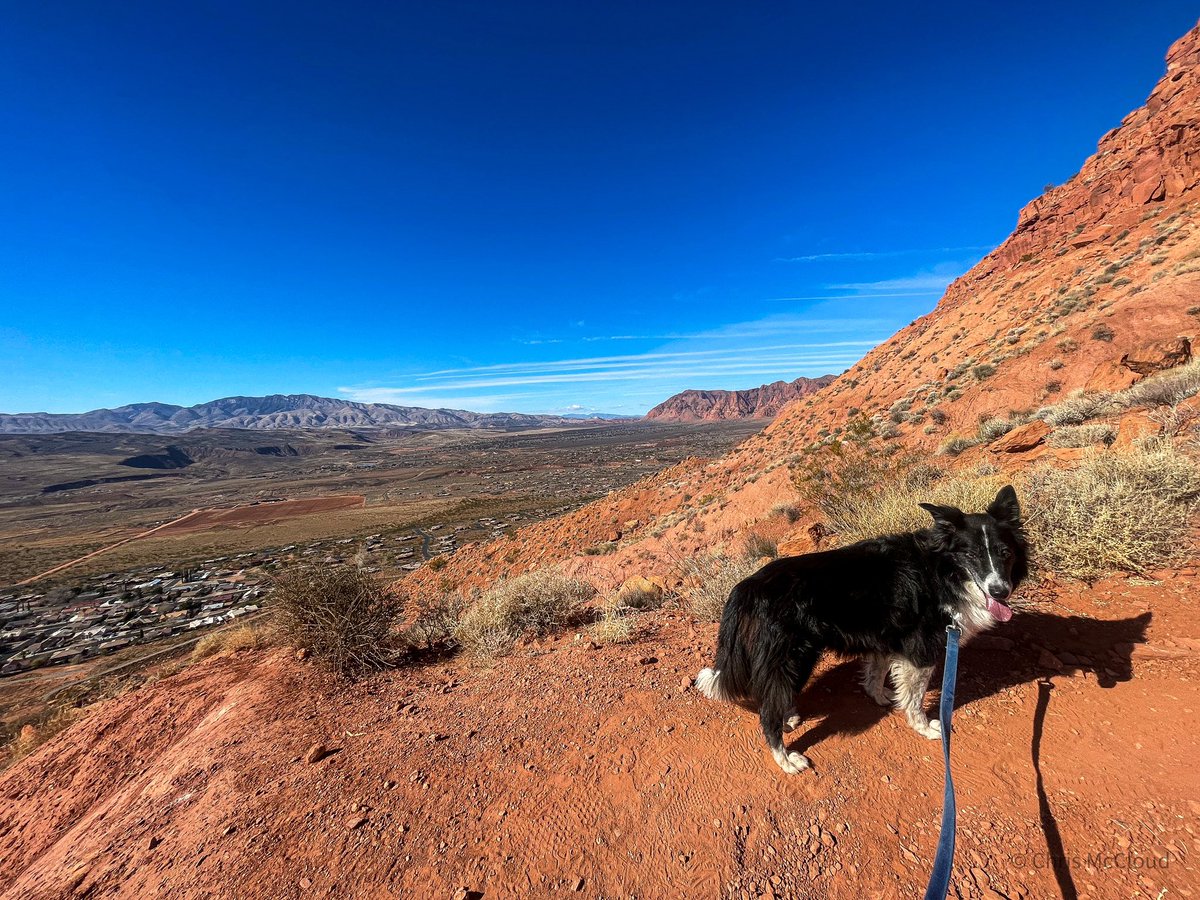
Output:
top-left (644, 376), bottom-right (835, 422)
top-left (989, 420), bottom-right (1051, 453)
top-left (1120, 337), bottom-right (1192, 375)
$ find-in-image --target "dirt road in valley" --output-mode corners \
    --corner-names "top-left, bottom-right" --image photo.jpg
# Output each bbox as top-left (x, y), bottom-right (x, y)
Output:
top-left (15, 496), bottom-right (366, 586)
top-left (0, 573), bottom-right (1195, 899)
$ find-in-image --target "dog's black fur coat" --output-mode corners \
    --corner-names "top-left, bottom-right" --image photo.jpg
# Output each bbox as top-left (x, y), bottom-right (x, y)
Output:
top-left (698, 485), bottom-right (1028, 773)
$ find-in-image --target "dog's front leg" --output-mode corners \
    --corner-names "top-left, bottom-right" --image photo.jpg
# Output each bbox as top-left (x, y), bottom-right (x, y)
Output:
top-left (889, 657), bottom-right (941, 739)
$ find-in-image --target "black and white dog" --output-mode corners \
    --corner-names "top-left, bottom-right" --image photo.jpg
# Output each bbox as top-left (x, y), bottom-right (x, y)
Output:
top-left (695, 486), bottom-right (1028, 774)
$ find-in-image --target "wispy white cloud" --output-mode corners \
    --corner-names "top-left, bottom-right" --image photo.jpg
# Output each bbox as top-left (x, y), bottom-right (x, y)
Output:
top-left (414, 341), bottom-right (878, 380)
top-left (341, 312), bottom-right (895, 415)
top-left (767, 291), bottom-right (946, 301)
top-left (778, 245), bottom-right (993, 263)
top-left (829, 267), bottom-right (965, 293)
top-left (770, 262), bottom-right (972, 303)
top-left (341, 356), bottom-right (867, 396)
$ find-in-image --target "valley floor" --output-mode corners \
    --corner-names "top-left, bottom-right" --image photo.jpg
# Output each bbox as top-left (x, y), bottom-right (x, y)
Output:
top-left (1, 573), bottom-right (1196, 899)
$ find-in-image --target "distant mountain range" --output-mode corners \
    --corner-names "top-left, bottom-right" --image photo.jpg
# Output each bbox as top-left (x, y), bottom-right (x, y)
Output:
top-left (0, 394), bottom-right (632, 435)
top-left (643, 375), bottom-right (836, 422)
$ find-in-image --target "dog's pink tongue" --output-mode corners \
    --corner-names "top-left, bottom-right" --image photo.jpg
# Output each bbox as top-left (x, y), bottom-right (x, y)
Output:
top-left (987, 598), bottom-right (1014, 622)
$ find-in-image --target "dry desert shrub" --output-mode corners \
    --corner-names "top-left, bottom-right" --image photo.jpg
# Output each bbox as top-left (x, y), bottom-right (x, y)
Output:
top-left (591, 603), bottom-right (637, 645)
top-left (938, 434), bottom-right (980, 456)
top-left (1119, 358), bottom-right (1200, 408)
top-left (271, 564), bottom-right (405, 675)
top-left (191, 623), bottom-right (271, 663)
top-left (770, 502), bottom-right (802, 524)
top-left (1023, 440), bottom-right (1200, 580)
top-left (977, 417), bottom-right (1016, 442)
top-left (742, 531), bottom-right (779, 560)
top-left (407, 589), bottom-right (472, 649)
top-left (1036, 389), bottom-right (1116, 426)
top-left (820, 466), bottom-right (1008, 545)
top-left (1047, 423), bottom-right (1117, 448)
top-left (455, 568), bottom-right (594, 657)
top-left (2, 705), bottom-right (85, 770)
top-left (681, 553), bottom-right (760, 621)
top-left (1034, 360), bottom-right (1200, 430)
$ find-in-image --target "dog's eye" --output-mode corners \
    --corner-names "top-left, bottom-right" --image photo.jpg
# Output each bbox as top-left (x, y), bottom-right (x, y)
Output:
top-left (999, 545), bottom-right (1012, 560)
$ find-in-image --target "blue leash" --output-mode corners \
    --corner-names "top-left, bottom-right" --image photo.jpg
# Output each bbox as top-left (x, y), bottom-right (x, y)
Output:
top-left (923, 620), bottom-right (962, 900)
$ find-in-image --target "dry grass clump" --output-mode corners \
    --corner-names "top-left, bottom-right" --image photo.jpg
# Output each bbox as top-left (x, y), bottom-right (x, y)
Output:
top-left (1034, 360), bottom-right (1200, 431)
top-left (817, 465), bottom-right (1008, 545)
top-left (1023, 440), bottom-right (1200, 580)
top-left (1036, 389), bottom-right (1115, 426)
top-left (455, 568), bottom-right (594, 657)
top-left (191, 623), bottom-right (270, 663)
top-left (1120, 358), bottom-right (1200, 408)
top-left (591, 603), bottom-right (637, 645)
top-left (271, 564), bottom-right (405, 676)
top-left (407, 589), bottom-right (471, 649)
top-left (1047, 423), bottom-right (1117, 448)
top-left (938, 434), bottom-right (980, 457)
top-left (978, 417), bottom-right (1015, 442)
top-left (2, 705), bottom-right (85, 770)
top-left (742, 531), bottom-right (779, 559)
top-left (681, 553), bottom-right (760, 621)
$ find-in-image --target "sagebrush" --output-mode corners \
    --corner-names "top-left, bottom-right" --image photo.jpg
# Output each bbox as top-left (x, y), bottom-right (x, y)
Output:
top-left (455, 568), bottom-right (594, 657)
top-left (681, 553), bottom-right (759, 621)
top-left (271, 564), bottom-right (405, 675)
top-left (1023, 440), bottom-right (1200, 579)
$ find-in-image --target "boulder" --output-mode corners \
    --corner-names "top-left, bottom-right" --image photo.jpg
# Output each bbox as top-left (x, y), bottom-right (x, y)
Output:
top-left (989, 420), bottom-right (1050, 453)
top-left (1120, 337), bottom-right (1192, 376)
top-left (1132, 174), bottom-right (1166, 205)
top-left (615, 576), bottom-right (664, 609)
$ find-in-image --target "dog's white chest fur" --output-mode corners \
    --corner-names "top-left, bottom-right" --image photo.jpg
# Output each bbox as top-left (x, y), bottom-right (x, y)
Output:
top-left (949, 581), bottom-right (997, 641)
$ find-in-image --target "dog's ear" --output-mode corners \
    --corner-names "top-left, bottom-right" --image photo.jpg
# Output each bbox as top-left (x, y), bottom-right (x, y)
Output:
top-left (987, 484), bottom-right (1021, 526)
top-left (919, 502), bottom-right (965, 528)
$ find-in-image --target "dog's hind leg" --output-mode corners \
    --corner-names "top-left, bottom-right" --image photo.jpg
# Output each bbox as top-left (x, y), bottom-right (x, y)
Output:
top-left (860, 653), bottom-right (893, 706)
top-left (760, 648), bottom-right (818, 774)
top-left (890, 657), bottom-right (940, 739)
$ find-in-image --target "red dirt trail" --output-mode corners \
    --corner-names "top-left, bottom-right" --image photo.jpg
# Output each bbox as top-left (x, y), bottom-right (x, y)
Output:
top-left (1, 573), bottom-right (1195, 899)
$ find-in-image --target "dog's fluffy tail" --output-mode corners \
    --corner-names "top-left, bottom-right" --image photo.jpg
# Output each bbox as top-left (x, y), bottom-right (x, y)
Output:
top-left (695, 667), bottom-right (727, 700)
top-left (694, 580), bottom-right (756, 704)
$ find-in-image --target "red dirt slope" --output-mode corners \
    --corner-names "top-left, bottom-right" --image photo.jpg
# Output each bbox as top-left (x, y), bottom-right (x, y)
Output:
top-left (1, 575), bottom-right (1196, 899)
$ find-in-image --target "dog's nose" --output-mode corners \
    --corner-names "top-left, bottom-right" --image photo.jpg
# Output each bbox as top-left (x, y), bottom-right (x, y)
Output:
top-left (987, 583), bottom-right (1011, 602)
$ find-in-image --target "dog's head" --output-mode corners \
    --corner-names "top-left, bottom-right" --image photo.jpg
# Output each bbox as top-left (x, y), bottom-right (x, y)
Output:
top-left (920, 485), bottom-right (1028, 624)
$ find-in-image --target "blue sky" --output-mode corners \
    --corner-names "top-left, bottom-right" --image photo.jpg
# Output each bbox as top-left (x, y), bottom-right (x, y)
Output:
top-left (3, 2), bottom-right (1196, 415)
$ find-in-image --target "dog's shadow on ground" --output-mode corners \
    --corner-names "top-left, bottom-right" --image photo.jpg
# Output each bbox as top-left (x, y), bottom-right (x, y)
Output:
top-left (788, 609), bottom-right (1153, 756)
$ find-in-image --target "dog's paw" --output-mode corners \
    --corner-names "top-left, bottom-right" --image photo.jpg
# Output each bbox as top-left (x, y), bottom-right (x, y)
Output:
top-left (914, 719), bottom-right (942, 740)
top-left (783, 714), bottom-right (802, 733)
top-left (772, 748), bottom-right (812, 775)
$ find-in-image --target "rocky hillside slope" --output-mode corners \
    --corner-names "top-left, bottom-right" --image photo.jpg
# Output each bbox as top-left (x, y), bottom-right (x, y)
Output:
top-left (0, 394), bottom-right (587, 435)
top-left (644, 376), bottom-right (836, 422)
top-left (406, 21), bottom-right (1200, 595)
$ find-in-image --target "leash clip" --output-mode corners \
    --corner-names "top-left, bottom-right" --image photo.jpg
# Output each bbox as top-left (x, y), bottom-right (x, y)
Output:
top-left (946, 612), bottom-right (963, 635)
